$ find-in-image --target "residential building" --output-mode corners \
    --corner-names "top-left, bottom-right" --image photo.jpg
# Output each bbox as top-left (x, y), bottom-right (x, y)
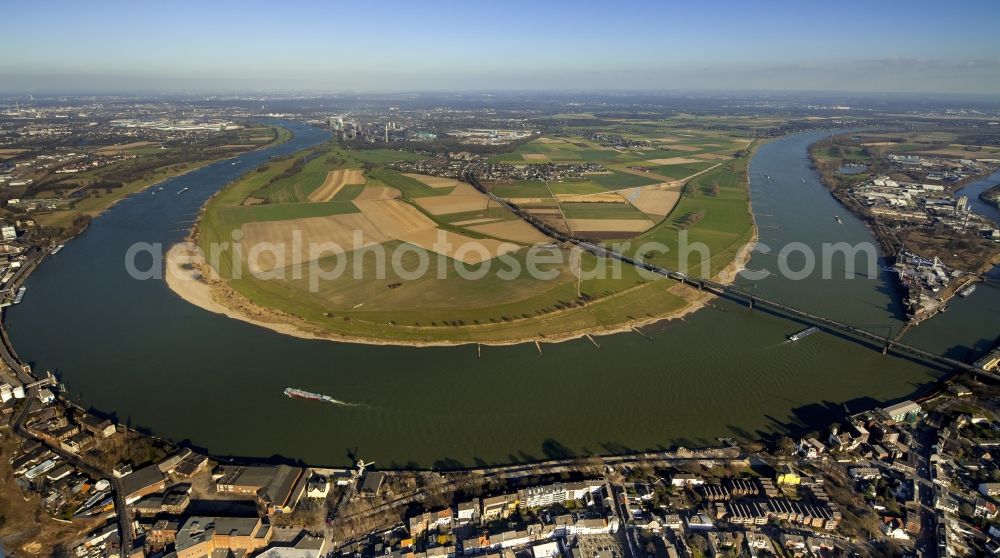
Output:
top-left (457, 499), bottom-right (480, 523)
top-left (881, 400), bottom-right (923, 423)
top-left (531, 541), bottom-right (561, 558)
top-left (482, 493), bottom-right (517, 520)
top-left (981, 483), bottom-right (1000, 497)
top-left (776, 467), bottom-right (801, 486)
top-left (518, 480), bottom-right (603, 508)
top-left (670, 473), bottom-right (704, 488)
top-left (78, 415), bottom-right (117, 438)
top-left (686, 513), bottom-right (714, 530)
top-left (306, 475), bottom-right (329, 499)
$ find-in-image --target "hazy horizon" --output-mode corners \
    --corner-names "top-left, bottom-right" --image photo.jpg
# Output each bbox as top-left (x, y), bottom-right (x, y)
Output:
top-left (3, 0), bottom-right (999, 95)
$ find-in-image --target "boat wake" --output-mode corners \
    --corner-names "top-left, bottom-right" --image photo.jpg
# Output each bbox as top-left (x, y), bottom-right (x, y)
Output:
top-left (329, 398), bottom-right (362, 407)
top-left (284, 387), bottom-right (363, 407)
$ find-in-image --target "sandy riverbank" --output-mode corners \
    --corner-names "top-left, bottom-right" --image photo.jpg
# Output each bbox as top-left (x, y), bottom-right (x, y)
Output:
top-left (164, 243), bottom-right (328, 341)
top-left (163, 227), bottom-right (757, 348)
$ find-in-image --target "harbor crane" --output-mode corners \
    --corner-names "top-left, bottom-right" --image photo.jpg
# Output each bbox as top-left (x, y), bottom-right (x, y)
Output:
top-left (354, 458), bottom-right (375, 478)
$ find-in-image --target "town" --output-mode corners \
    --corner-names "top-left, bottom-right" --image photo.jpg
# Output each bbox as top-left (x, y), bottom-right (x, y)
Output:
top-left (9, 360), bottom-right (1000, 557)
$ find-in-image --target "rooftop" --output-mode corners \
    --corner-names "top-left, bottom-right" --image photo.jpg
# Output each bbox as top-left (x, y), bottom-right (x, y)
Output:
top-left (175, 516), bottom-right (264, 553)
top-left (120, 464), bottom-right (164, 498)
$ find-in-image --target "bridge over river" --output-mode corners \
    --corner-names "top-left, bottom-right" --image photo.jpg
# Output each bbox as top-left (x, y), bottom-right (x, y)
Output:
top-left (467, 172), bottom-right (993, 380)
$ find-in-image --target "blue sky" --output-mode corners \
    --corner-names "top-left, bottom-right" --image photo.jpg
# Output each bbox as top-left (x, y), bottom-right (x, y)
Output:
top-left (3, 0), bottom-right (999, 93)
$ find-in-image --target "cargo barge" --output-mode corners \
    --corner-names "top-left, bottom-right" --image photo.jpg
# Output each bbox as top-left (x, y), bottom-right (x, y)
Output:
top-left (283, 387), bottom-right (356, 406)
top-left (788, 326), bottom-right (819, 342)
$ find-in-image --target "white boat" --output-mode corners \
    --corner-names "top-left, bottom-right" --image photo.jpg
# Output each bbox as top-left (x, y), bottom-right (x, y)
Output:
top-left (958, 284), bottom-right (976, 297)
top-left (177, 187), bottom-right (189, 195)
top-left (51, 244), bottom-right (64, 255)
top-left (788, 327), bottom-right (819, 342)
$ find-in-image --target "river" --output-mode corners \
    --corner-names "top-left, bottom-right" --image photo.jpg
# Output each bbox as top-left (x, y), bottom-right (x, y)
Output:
top-left (5, 126), bottom-right (997, 468)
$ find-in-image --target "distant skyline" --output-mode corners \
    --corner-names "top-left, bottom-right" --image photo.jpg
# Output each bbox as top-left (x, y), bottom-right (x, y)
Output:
top-left (3, 0), bottom-right (999, 94)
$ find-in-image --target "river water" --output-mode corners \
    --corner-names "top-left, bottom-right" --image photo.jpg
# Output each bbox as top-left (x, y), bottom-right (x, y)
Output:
top-left (5, 126), bottom-right (998, 468)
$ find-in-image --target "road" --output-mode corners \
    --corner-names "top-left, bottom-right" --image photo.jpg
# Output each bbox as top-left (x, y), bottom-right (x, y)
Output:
top-left (912, 424), bottom-right (940, 558)
top-left (11, 387), bottom-right (133, 556)
top-left (606, 480), bottom-right (637, 558)
top-left (0, 251), bottom-right (42, 384)
top-left (331, 452), bottom-right (746, 545)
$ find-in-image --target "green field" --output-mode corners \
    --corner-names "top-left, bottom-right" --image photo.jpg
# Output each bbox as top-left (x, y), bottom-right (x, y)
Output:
top-left (368, 168), bottom-right (451, 199)
top-left (543, 172), bottom-right (658, 194)
top-left (586, 171), bottom-right (661, 188)
top-left (548, 182), bottom-right (611, 196)
top-left (220, 201), bottom-right (359, 224)
top-left (488, 181), bottom-right (555, 199)
top-left (561, 202), bottom-right (648, 220)
top-left (646, 161), bottom-right (718, 179)
top-left (438, 206), bottom-right (522, 225)
top-left (349, 148), bottom-right (428, 164)
top-left (332, 184), bottom-right (365, 201)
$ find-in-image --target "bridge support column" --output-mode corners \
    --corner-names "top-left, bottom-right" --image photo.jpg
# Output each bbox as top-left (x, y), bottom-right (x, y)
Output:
top-left (748, 298), bottom-right (754, 310)
top-left (882, 342), bottom-right (891, 355)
